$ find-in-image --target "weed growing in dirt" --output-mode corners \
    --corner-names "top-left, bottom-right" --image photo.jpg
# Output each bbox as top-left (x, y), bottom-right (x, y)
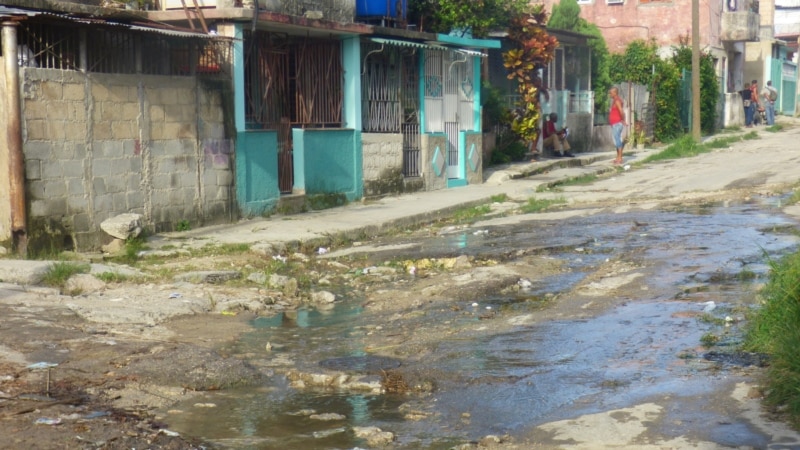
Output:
top-left (641, 132), bottom-right (760, 164)
top-left (785, 188), bottom-right (800, 206)
top-left (538, 174), bottom-right (599, 192)
top-left (490, 193), bottom-right (508, 203)
top-left (191, 243), bottom-right (250, 257)
top-left (700, 332), bottom-right (720, 347)
top-left (42, 261), bottom-right (90, 288)
top-left (766, 124), bottom-right (784, 132)
top-left (520, 197), bottom-right (566, 213)
top-left (744, 250), bottom-right (800, 422)
top-left (176, 220), bottom-right (191, 232)
top-left (452, 204), bottom-right (491, 224)
top-left (94, 272), bottom-right (130, 283)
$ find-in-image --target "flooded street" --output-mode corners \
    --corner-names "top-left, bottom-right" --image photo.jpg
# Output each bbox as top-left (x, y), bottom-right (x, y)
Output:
top-left (162, 198), bottom-right (800, 449)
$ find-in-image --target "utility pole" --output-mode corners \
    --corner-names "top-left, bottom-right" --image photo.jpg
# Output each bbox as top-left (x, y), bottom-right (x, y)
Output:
top-left (691, 0), bottom-right (701, 140)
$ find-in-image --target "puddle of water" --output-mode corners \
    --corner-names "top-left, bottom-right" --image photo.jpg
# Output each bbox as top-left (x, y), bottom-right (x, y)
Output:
top-left (165, 201), bottom-right (800, 448)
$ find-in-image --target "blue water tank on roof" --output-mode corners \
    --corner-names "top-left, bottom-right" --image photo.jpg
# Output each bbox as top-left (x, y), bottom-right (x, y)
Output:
top-left (356, 0), bottom-right (407, 18)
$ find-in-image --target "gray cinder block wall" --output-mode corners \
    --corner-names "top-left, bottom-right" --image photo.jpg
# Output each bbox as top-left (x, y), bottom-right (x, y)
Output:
top-left (20, 69), bottom-right (234, 252)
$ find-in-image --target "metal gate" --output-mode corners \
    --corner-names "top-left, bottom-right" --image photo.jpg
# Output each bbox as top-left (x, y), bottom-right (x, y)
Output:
top-left (244, 32), bottom-right (343, 193)
top-left (424, 49), bottom-right (475, 180)
top-left (362, 42), bottom-right (421, 177)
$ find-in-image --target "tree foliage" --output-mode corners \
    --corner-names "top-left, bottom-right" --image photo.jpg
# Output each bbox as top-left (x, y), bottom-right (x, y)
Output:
top-left (610, 38), bottom-right (719, 141)
top-left (671, 40), bottom-right (720, 134)
top-left (502, 5), bottom-right (558, 145)
top-left (610, 39), bottom-right (680, 141)
top-left (409, 0), bottom-right (527, 38)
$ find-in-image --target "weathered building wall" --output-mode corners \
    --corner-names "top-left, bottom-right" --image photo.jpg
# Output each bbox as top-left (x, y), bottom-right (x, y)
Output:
top-left (464, 131), bottom-right (483, 186)
top-left (21, 69), bottom-right (234, 252)
top-left (421, 133), bottom-right (447, 191)
top-left (361, 132), bottom-right (404, 198)
top-left (539, 0), bottom-right (721, 54)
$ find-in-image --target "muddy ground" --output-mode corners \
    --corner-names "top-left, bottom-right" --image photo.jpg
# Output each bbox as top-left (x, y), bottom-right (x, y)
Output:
top-left (2, 121), bottom-right (800, 449)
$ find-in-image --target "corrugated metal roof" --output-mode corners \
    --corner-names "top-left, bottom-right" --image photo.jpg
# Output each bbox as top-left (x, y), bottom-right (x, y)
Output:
top-left (0, 5), bottom-right (218, 40)
top-left (370, 37), bottom-right (439, 49)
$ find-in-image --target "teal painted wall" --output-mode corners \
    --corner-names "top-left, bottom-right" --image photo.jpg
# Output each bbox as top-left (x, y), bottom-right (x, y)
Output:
top-left (293, 129), bottom-right (363, 201)
top-left (236, 130), bottom-right (280, 216)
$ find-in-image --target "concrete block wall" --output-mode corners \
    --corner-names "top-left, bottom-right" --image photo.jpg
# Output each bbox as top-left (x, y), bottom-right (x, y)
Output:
top-left (464, 132), bottom-right (482, 185)
top-left (421, 133), bottom-right (448, 191)
top-left (361, 132), bottom-right (404, 198)
top-left (21, 69), bottom-right (234, 251)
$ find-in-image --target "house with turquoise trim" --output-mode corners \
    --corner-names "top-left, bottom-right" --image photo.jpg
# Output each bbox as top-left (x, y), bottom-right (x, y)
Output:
top-left (153, 2), bottom-right (499, 216)
top-left (0, 0), bottom-right (499, 253)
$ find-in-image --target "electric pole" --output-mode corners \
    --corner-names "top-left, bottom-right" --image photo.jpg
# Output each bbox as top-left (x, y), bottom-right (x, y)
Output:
top-left (691, 0), bottom-right (701, 140)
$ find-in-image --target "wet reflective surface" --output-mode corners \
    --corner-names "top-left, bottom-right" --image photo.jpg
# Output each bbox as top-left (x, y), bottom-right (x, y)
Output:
top-left (163, 199), bottom-right (799, 449)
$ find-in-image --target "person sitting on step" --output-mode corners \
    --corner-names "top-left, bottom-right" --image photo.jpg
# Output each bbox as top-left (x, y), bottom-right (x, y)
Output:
top-left (542, 112), bottom-right (574, 157)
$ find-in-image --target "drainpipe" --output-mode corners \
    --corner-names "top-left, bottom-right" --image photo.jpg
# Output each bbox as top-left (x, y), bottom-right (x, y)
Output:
top-left (3, 21), bottom-right (27, 255)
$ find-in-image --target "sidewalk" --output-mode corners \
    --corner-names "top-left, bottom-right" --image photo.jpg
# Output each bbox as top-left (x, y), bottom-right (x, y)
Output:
top-left (146, 149), bottom-right (622, 251)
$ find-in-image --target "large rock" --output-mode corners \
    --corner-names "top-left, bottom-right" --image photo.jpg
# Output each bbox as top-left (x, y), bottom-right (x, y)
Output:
top-left (100, 213), bottom-right (143, 240)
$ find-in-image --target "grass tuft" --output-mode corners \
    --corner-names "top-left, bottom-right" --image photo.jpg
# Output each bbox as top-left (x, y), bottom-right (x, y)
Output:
top-left (42, 261), bottom-right (91, 288)
top-left (520, 196), bottom-right (566, 214)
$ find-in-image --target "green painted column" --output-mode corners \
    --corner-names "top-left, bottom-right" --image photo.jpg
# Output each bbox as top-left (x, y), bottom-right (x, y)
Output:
top-left (473, 55), bottom-right (481, 132)
top-left (341, 36), bottom-right (362, 130)
top-left (232, 23), bottom-right (245, 132)
top-left (419, 49), bottom-right (426, 134)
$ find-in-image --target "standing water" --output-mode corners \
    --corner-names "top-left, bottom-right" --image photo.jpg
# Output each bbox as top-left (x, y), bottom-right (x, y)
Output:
top-left (163, 200), bottom-right (799, 449)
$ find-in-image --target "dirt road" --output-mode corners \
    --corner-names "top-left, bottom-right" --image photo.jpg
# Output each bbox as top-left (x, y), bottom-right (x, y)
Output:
top-left (1, 119), bottom-right (800, 449)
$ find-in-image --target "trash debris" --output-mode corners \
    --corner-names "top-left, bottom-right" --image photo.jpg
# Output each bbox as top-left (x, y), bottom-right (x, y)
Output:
top-left (265, 342), bottom-right (273, 351)
top-left (193, 403), bottom-right (217, 408)
top-left (168, 292), bottom-right (181, 299)
top-left (471, 302), bottom-right (479, 307)
top-left (473, 229), bottom-right (488, 236)
top-left (623, 164), bottom-right (631, 170)
top-left (517, 278), bottom-right (533, 289)
top-left (35, 417), bottom-right (62, 426)
top-left (318, 247), bottom-right (329, 255)
top-left (26, 362), bottom-right (58, 370)
top-left (159, 429), bottom-right (180, 437)
top-left (702, 301), bottom-right (716, 313)
top-left (220, 311), bottom-right (237, 316)
top-left (408, 266), bottom-right (416, 275)
top-left (485, 306), bottom-right (492, 310)
top-left (272, 255), bottom-right (287, 263)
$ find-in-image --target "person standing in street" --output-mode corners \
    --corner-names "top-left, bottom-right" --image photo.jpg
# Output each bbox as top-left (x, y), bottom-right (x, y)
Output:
top-left (750, 80), bottom-right (761, 125)
top-left (761, 80), bottom-right (778, 125)
top-left (609, 87), bottom-right (627, 165)
top-left (740, 82), bottom-right (754, 127)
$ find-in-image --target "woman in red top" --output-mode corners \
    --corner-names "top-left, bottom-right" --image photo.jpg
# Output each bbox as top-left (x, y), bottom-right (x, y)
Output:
top-left (609, 87), bottom-right (627, 165)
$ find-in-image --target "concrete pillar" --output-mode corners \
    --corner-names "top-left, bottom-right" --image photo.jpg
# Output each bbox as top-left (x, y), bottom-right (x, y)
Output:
top-left (3, 21), bottom-right (26, 255)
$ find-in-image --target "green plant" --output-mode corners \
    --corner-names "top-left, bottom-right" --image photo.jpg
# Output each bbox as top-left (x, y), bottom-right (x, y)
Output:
top-left (700, 332), bottom-right (720, 347)
top-left (408, 0), bottom-right (527, 37)
top-left (633, 129), bottom-right (647, 146)
top-left (503, 5), bottom-right (558, 148)
top-left (94, 272), bottom-right (130, 283)
top-left (744, 250), bottom-right (800, 423)
top-left (490, 130), bottom-right (529, 164)
top-left (451, 204), bottom-right (491, 224)
top-left (671, 38), bottom-right (720, 134)
top-left (176, 220), bottom-right (191, 232)
top-left (41, 261), bottom-right (91, 288)
top-left (490, 193), bottom-right (509, 203)
top-left (520, 196), bottom-right (566, 213)
top-left (766, 123), bottom-right (784, 132)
